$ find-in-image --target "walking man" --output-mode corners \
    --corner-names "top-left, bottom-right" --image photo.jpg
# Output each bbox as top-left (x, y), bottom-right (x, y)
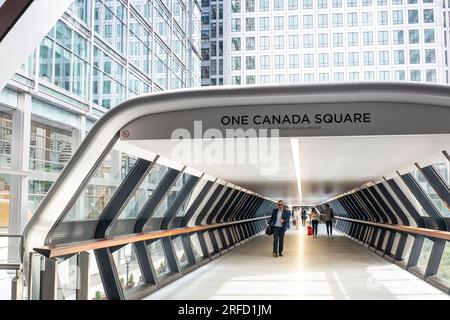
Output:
top-left (269, 200), bottom-right (290, 257)
top-left (322, 203), bottom-right (334, 238)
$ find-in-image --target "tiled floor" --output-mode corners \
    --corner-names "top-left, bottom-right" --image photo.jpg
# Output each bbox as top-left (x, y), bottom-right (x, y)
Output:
top-left (145, 224), bottom-right (450, 300)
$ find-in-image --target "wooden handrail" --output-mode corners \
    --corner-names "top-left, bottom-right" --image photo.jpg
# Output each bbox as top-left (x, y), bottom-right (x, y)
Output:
top-left (335, 216), bottom-right (450, 241)
top-left (34, 216), bottom-right (271, 258)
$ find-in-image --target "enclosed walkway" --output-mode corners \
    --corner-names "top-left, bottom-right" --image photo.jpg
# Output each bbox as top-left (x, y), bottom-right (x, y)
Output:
top-left (146, 225), bottom-right (449, 300)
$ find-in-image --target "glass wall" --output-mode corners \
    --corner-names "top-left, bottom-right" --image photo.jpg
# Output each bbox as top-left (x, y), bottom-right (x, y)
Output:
top-left (0, 174), bottom-right (11, 234)
top-left (172, 236), bottom-right (189, 269)
top-left (437, 241), bottom-right (450, 284)
top-left (29, 121), bottom-right (73, 173)
top-left (152, 172), bottom-right (189, 218)
top-left (0, 111), bottom-right (12, 168)
top-left (112, 243), bottom-right (144, 293)
top-left (416, 237), bottom-right (434, 274)
top-left (412, 168), bottom-right (450, 217)
top-left (148, 239), bottom-right (170, 279)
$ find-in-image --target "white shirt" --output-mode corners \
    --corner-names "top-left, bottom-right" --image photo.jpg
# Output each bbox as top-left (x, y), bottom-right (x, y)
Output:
top-left (274, 209), bottom-right (283, 227)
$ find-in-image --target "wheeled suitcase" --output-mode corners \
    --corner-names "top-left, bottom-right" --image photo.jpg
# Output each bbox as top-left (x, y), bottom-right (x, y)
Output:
top-left (307, 226), bottom-right (313, 236)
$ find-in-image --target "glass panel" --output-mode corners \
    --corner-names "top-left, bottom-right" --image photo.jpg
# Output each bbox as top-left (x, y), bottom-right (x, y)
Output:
top-left (148, 239), bottom-right (170, 278)
top-left (86, 250), bottom-right (107, 300)
top-left (172, 237), bottom-right (189, 269)
top-left (56, 255), bottom-right (78, 300)
top-left (437, 241), bottom-right (450, 284)
top-left (112, 244), bottom-right (143, 293)
top-left (416, 237), bottom-right (434, 273)
top-left (29, 121), bottom-right (73, 174)
top-left (117, 162), bottom-right (167, 219)
top-left (391, 233), bottom-right (401, 255)
top-left (28, 180), bottom-right (53, 215)
top-left (394, 176), bottom-right (428, 217)
top-left (205, 233), bottom-right (215, 254)
top-left (0, 174), bottom-right (10, 234)
top-left (0, 111), bottom-right (12, 169)
top-left (213, 230), bottom-right (223, 249)
top-left (381, 231), bottom-right (390, 250)
top-left (190, 233), bottom-right (203, 259)
top-left (402, 235), bottom-right (415, 262)
top-left (62, 143), bottom-right (136, 221)
top-left (152, 172), bottom-right (190, 218)
top-left (413, 169), bottom-right (450, 217)
top-left (188, 184), bottom-right (220, 227)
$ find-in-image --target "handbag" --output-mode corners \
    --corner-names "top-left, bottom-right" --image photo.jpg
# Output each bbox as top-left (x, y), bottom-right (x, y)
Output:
top-left (265, 225), bottom-right (273, 235)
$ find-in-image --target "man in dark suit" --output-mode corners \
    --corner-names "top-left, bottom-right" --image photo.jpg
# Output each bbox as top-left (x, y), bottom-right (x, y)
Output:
top-left (269, 200), bottom-right (290, 257)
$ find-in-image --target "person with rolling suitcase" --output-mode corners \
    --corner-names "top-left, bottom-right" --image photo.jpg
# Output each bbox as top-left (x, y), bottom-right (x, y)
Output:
top-left (309, 208), bottom-right (320, 238)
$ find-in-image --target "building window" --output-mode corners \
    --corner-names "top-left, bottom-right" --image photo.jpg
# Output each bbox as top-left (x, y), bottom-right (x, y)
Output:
top-left (379, 51), bottom-right (389, 65)
top-left (232, 76), bottom-right (241, 84)
top-left (409, 30), bottom-right (419, 44)
top-left (395, 70), bottom-right (405, 81)
top-left (304, 54), bottom-right (314, 68)
top-left (246, 0), bottom-right (255, 12)
top-left (260, 17), bottom-right (270, 31)
top-left (393, 30), bottom-right (404, 44)
top-left (260, 0), bottom-right (269, 11)
top-left (231, 18), bottom-right (241, 32)
top-left (318, 0), bottom-right (328, 8)
top-left (289, 54), bottom-right (299, 68)
top-left (334, 52), bottom-right (344, 66)
top-left (347, 0), bottom-right (357, 7)
top-left (274, 35), bottom-right (284, 49)
top-left (274, 0), bottom-right (284, 10)
top-left (378, 31), bottom-right (389, 45)
top-left (303, 15), bottom-right (313, 28)
top-left (408, 10), bottom-right (418, 24)
top-left (334, 72), bottom-right (344, 81)
top-left (260, 75), bottom-right (270, 83)
top-left (348, 52), bottom-right (359, 66)
top-left (318, 14), bottom-right (328, 28)
top-left (246, 75), bottom-right (256, 84)
top-left (410, 70), bottom-right (421, 81)
top-left (30, 121), bottom-right (73, 173)
top-left (303, 34), bottom-right (314, 48)
top-left (424, 9), bottom-right (434, 23)
top-left (246, 56), bottom-right (256, 69)
top-left (318, 34), bottom-right (328, 47)
top-left (274, 55), bottom-right (285, 69)
top-left (0, 112), bottom-right (12, 169)
top-left (319, 53), bottom-right (329, 67)
top-left (274, 16), bottom-right (284, 30)
top-left (231, 0), bottom-right (241, 13)
top-left (425, 49), bottom-right (436, 63)
top-left (231, 37), bottom-right (241, 51)
top-left (347, 13), bottom-right (358, 26)
top-left (349, 72), bottom-right (359, 80)
top-left (246, 18), bottom-right (255, 31)
top-left (426, 69), bottom-right (437, 82)
top-left (333, 33), bottom-right (343, 47)
top-left (362, 12), bottom-right (373, 26)
top-left (393, 10), bottom-right (403, 24)
top-left (303, 0), bottom-right (313, 9)
top-left (378, 11), bottom-right (388, 25)
top-left (379, 71), bottom-right (390, 80)
top-left (348, 32), bottom-right (358, 46)
top-left (246, 37), bottom-right (256, 50)
top-left (333, 13), bottom-right (343, 27)
top-left (394, 50), bottom-right (404, 64)
top-left (364, 51), bottom-right (374, 65)
top-left (288, 16), bottom-right (299, 29)
top-left (260, 55), bottom-right (270, 69)
top-left (289, 35), bottom-right (299, 49)
top-left (424, 29), bottom-right (435, 43)
top-left (363, 32), bottom-right (373, 46)
top-left (231, 57), bottom-right (241, 70)
top-left (364, 71), bottom-right (375, 80)
top-left (260, 36), bottom-right (270, 50)
top-left (332, 0), bottom-right (343, 7)
top-left (288, 0), bottom-right (298, 10)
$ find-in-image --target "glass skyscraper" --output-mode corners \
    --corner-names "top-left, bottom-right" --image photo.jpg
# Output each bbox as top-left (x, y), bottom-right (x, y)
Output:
top-left (202, 0), bottom-right (448, 85)
top-left (0, 0), bottom-right (201, 237)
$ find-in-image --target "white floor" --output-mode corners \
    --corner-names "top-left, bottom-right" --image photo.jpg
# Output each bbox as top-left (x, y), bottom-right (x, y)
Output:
top-left (145, 224), bottom-right (450, 300)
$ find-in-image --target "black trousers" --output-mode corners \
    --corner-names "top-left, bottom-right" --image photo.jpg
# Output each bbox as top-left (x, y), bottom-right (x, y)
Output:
top-left (326, 220), bottom-right (333, 236)
top-left (273, 226), bottom-right (285, 254)
top-left (312, 220), bottom-right (319, 235)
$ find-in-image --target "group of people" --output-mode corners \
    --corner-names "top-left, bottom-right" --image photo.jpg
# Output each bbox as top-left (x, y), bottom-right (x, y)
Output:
top-left (268, 200), bottom-right (334, 258)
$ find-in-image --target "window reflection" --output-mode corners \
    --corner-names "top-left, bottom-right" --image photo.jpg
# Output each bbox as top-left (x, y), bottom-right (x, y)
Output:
top-left (0, 111), bottom-right (12, 168)
top-left (152, 172), bottom-right (190, 218)
top-left (172, 236), bottom-right (189, 269)
top-left (148, 239), bottom-right (170, 278)
top-left (413, 168), bottom-right (450, 217)
top-left (112, 244), bottom-right (143, 293)
top-left (416, 237), bottom-right (434, 273)
top-left (437, 241), bottom-right (450, 284)
top-left (190, 233), bottom-right (204, 260)
top-left (402, 235), bottom-right (415, 263)
top-left (56, 255), bottom-right (78, 300)
top-left (0, 174), bottom-right (11, 234)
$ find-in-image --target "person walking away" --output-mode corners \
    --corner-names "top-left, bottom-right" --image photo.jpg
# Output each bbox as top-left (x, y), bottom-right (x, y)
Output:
top-left (284, 205), bottom-right (291, 230)
top-left (309, 208), bottom-right (319, 238)
top-left (301, 208), bottom-right (307, 227)
top-left (322, 203), bottom-right (334, 238)
top-left (269, 200), bottom-right (290, 257)
top-left (293, 208), bottom-right (300, 230)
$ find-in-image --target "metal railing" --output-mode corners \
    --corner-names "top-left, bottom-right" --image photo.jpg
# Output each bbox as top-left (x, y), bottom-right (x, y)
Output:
top-left (0, 234), bottom-right (24, 300)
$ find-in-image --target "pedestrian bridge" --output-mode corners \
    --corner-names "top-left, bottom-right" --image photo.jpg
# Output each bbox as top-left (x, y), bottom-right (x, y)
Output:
top-left (6, 83), bottom-right (450, 300)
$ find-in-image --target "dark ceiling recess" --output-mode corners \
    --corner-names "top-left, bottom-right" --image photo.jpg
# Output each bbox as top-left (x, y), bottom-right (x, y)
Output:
top-left (0, 0), bottom-right (34, 42)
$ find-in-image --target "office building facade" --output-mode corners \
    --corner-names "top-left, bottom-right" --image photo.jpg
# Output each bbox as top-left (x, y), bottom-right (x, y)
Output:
top-left (0, 0), bottom-right (202, 236)
top-left (202, 0), bottom-right (447, 86)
